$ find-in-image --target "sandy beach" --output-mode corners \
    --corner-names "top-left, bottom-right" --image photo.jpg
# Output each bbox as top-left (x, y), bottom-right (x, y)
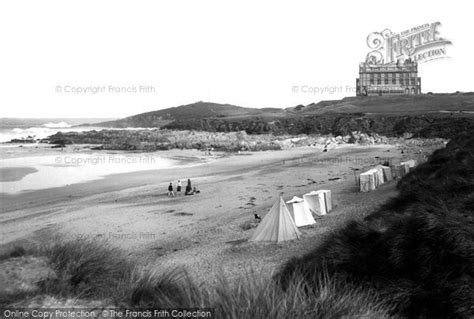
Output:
top-left (0, 143), bottom-right (436, 285)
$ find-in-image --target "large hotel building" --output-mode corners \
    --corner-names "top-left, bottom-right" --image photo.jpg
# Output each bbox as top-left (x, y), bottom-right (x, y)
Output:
top-left (356, 60), bottom-right (421, 96)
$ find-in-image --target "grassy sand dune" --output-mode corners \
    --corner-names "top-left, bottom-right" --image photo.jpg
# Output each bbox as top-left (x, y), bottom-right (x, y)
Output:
top-left (0, 237), bottom-right (392, 318)
top-left (278, 130), bottom-right (474, 318)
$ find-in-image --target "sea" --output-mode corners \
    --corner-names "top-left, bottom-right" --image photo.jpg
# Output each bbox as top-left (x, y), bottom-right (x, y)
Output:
top-left (0, 118), bottom-right (186, 194)
top-left (0, 118), bottom-right (112, 143)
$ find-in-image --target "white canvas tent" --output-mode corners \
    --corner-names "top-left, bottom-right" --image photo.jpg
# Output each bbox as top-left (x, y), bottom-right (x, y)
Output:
top-left (373, 166), bottom-right (384, 187)
top-left (303, 190), bottom-right (332, 215)
top-left (359, 169), bottom-right (377, 192)
top-left (320, 190), bottom-right (332, 212)
top-left (401, 159), bottom-right (416, 172)
top-left (391, 164), bottom-right (403, 179)
top-left (378, 165), bottom-right (393, 182)
top-left (401, 159), bottom-right (416, 168)
top-left (250, 197), bottom-right (301, 242)
top-left (286, 196), bottom-right (316, 227)
top-left (400, 162), bottom-right (410, 174)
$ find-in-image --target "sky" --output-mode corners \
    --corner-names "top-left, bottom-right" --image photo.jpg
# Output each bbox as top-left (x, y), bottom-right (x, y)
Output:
top-left (0, 0), bottom-right (472, 118)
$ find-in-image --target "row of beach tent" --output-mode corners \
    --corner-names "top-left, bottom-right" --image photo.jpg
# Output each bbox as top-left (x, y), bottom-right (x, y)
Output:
top-left (250, 190), bottom-right (332, 242)
top-left (359, 159), bottom-right (417, 192)
top-left (250, 158), bottom-right (418, 242)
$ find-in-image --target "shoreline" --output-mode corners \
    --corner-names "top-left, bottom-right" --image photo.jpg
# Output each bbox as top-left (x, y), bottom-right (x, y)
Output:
top-left (0, 166), bottom-right (38, 182)
top-left (0, 147), bottom-right (320, 213)
top-left (0, 147), bottom-right (216, 196)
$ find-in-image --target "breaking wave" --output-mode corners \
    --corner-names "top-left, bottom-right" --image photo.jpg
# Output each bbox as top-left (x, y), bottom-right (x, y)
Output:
top-left (42, 121), bottom-right (72, 128)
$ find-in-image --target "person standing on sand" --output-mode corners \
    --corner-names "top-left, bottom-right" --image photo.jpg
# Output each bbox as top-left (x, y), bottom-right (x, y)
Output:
top-left (176, 180), bottom-right (182, 195)
top-left (167, 182), bottom-right (175, 197)
top-left (185, 179), bottom-right (193, 195)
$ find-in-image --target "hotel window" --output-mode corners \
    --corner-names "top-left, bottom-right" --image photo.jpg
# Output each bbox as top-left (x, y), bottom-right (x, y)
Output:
top-left (384, 73), bottom-right (389, 84)
top-left (392, 75), bottom-right (396, 84)
top-left (411, 78), bottom-right (416, 85)
top-left (377, 74), bottom-right (381, 85)
top-left (370, 73), bottom-right (374, 84)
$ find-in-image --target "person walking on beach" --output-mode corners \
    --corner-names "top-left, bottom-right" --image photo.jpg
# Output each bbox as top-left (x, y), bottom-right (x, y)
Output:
top-left (185, 179), bottom-right (193, 195)
top-left (176, 180), bottom-right (182, 195)
top-left (167, 182), bottom-right (175, 197)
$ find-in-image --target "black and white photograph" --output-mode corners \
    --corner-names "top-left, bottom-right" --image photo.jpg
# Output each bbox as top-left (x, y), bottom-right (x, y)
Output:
top-left (0, 1), bottom-right (473, 318)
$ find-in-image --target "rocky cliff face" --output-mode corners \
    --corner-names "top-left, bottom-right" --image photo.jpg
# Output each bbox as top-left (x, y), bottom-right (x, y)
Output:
top-left (47, 95), bottom-right (474, 150)
top-left (84, 95), bottom-right (474, 139)
top-left (164, 114), bottom-right (474, 139)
